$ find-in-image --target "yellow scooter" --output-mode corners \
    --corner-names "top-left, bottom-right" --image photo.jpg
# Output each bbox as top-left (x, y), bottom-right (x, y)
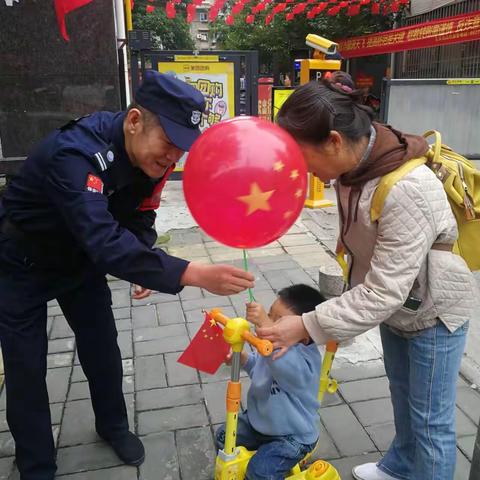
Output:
top-left (208, 308), bottom-right (341, 480)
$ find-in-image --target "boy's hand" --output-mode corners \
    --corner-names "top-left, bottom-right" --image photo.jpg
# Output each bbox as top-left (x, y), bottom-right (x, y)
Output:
top-left (225, 350), bottom-right (248, 366)
top-left (246, 302), bottom-right (270, 327)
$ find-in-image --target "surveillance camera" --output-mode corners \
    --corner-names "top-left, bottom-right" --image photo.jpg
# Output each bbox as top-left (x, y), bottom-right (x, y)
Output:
top-left (305, 34), bottom-right (338, 55)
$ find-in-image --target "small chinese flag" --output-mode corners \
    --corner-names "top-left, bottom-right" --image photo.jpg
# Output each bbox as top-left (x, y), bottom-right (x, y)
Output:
top-left (177, 312), bottom-right (230, 374)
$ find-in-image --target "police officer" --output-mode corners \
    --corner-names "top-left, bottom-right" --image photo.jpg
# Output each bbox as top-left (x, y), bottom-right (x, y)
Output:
top-left (0, 70), bottom-right (254, 480)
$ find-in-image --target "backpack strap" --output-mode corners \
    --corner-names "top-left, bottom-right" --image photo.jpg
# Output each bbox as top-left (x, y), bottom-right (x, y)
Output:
top-left (371, 157), bottom-right (427, 222)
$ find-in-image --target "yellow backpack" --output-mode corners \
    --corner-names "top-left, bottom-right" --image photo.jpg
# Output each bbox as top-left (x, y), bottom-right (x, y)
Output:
top-left (371, 130), bottom-right (480, 271)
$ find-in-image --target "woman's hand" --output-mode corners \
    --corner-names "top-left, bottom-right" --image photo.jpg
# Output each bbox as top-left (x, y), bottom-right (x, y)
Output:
top-left (256, 315), bottom-right (309, 359)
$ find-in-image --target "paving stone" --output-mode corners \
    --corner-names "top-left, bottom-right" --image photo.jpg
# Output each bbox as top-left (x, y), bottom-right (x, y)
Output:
top-left (137, 384), bottom-right (204, 412)
top-left (350, 398), bottom-right (394, 427)
top-left (164, 352), bottom-right (199, 387)
top-left (48, 338), bottom-right (75, 354)
top-left (67, 382), bottom-right (90, 402)
top-left (122, 359), bottom-right (134, 376)
top-left (47, 366), bottom-right (71, 403)
top-left (310, 422), bottom-right (341, 461)
top-left (71, 365), bottom-right (87, 383)
top-left (177, 426), bottom-right (216, 480)
top-left (118, 331), bottom-right (133, 359)
top-left (0, 412), bottom-right (7, 433)
top-left (339, 377), bottom-right (390, 403)
top-left (133, 324), bottom-right (188, 343)
top-left (334, 361), bottom-right (386, 383)
top-left (0, 457), bottom-right (13, 479)
top-left (263, 271), bottom-right (294, 290)
top-left (457, 434), bottom-right (475, 461)
top-left (251, 289), bottom-right (278, 307)
top-left (327, 453), bottom-right (382, 480)
top-left (202, 382), bottom-right (227, 424)
top-left (134, 335), bottom-right (189, 356)
top-left (156, 302), bottom-right (185, 325)
top-left (456, 406), bottom-right (478, 437)
top-left (51, 402), bottom-right (64, 425)
top-left (455, 448), bottom-right (472, 480)
top-left (108, 280), bottom-right (131, 291)
top-left (56, 442), bottom-right (123, 475)
top-left (0, 432), bottom-right (14, 458)
top-left (365, 422), bottom-right (395, 452)
top-left (258, 260), bottom-right (300, 272)
top-left (321, 404), bottom-right (377, 456)
top-left (211, 252), bottom-right (244, 262)
top-left (113, 308), bottom-right (131, 320)
top-left (115, 318), bottom-right (132, 332)
top-left (50, 317), bottom-right (74, 340)
top-left (111, 289), bottom-right (131, 309)
top-left (138, 404), bottom-right (209, 435)
top-left (293, 252), bottom-right (336, 269)
top-left (181, 296), bottom-right (232, 312)
top-left (47, 352), bottom-right (74, 369)
top-left (283, 268), bottom-right (318, 286)
top-left (250, 254), bottom-right (291, 265)
top-left (187, 321), bottom-right (204, 339)
top-left (457, 386), bottom-right (480, 424)
top-left (123, 376), bottom-right (134, 394)
top-left (59, 399), bottom-right (97, 447)
top-left (278, 234), bottom-right (317, 247)
top-left (47, 305), bottom-right (63, 317)
top-left (139, 432), bottom-right (180, 480)
top-left (57, 465), bottom-right (137, 480)
top-left (248, 248), bottom-right (286, 258)
top-left (132, 305), bottom-right (157, 329)
top-left (135, 355), bottom-right (167, 391)
top-left (179, 286), bottom-right (205, 301)
top-left (320, 391), bottom-right (344, 407)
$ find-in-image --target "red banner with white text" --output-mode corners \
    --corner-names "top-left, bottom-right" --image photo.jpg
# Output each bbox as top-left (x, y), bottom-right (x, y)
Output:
top-left (338, 10), bottom-right (480, 59)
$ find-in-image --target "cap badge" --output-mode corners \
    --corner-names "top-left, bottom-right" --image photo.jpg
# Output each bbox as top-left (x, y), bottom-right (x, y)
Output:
top-left (191, 110), bottom-right (202, 126)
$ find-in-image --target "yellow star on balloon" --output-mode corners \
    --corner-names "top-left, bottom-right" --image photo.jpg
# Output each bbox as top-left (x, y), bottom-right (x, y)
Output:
top-left (273, 161), bottom-right (285, 172)
top-left (290, 170), bottom-right (299, 180)
top-left (295, 188), bottom-right (303, 198)
top-left (237, 182), bottom-right (275, 216)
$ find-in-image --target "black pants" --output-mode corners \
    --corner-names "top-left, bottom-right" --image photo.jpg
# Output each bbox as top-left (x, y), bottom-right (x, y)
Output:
top-left (0, 235), bottom-right (128, 480)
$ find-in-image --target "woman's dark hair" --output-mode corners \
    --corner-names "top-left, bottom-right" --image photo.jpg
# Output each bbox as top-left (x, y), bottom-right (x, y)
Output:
top-left (277, 284), bottom-right (326, 316)
top-left (276, 79), bottom-right (374, 145)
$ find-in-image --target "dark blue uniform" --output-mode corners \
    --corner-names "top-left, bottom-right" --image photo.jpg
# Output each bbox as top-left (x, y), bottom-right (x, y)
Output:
top-left (0, 111), bottom-right (190, 479)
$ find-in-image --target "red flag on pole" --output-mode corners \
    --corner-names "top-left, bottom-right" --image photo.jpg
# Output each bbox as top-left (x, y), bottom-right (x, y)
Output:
top-left (178, 312), bottom-right (230, 374)
top-left (54, 0), bottom-right (94, 41)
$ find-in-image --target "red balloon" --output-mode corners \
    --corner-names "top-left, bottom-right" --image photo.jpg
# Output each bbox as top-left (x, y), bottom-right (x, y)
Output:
top-left (183, 117), bottom-right (307, 248)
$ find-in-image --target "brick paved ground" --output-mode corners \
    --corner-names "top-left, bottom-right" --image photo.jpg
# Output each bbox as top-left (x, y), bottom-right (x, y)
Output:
top-left (0, 197), bottom-right (478, 479)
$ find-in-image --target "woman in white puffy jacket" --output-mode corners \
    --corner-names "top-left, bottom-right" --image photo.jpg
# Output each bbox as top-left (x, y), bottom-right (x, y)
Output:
top-left (258, 80), bottom-right (477, 480)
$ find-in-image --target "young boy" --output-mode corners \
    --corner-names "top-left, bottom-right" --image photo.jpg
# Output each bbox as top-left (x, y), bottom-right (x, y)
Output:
top-left (215, 284), bottom-right (326, 480)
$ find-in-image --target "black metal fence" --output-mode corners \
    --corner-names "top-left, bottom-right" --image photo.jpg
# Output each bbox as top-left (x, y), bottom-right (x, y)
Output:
top-left (395, 0), bottom-right (480, 78)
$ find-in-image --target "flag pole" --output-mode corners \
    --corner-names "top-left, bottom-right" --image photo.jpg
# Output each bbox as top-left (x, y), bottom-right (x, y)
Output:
top-left (242, 249), bottom-right (254, 303)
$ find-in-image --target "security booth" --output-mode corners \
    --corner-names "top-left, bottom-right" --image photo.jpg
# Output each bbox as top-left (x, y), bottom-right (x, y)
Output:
top-left (129, 40), bottom-right (259, 177)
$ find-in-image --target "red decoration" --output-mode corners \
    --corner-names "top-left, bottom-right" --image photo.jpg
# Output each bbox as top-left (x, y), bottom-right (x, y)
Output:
top-left (226, 14), bottom-right (234, 24)
top-left (372, 2), bottom-right (380, 14)
top-left (183, 117), bottom-right (307, 249)
top-left (177, 312), bottom-right (230, 374)
top-left (166, 2), bottom-right (176, 19)
top-left (272, 3), bottom-right (287, 13)
top-left (146, 5), bottom-right (155, 12)
top-left (232, 2), bottom-right (245, 14)
top-left (265, 13), bottom-right (274, 24)
top-left (286, 12), bottom-right (295, 20)
top-left (246, 14), bottom-right (255, 23)
top-left (360, 0), bottom-right (371, 4)
top-left (293, 3), bottom-right (306, 14)
top-left (327, 5), bottom-right (341, 15)
top-left (54, 0), bottom-right (94, 41)
top-left (347, 4), bottom-right (361, 15)
top-left (391, 1), bottom-right (400, 12)
top-left (339, 1), bottom-right (348, 7)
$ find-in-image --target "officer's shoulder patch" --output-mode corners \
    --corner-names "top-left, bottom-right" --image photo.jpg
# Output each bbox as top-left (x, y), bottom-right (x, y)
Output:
top-left (85, 173), bottom-right (104, 194)
top-left (92, 144), bottom-right (116, 172)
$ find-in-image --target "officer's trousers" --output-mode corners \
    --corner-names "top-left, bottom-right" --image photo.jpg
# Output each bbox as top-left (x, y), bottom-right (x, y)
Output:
top-left (0, 235), bottom-right (128, 480)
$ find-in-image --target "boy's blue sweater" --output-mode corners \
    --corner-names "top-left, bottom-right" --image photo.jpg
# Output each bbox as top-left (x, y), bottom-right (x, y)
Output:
top-left (243, 343), bottom-right (321, 444)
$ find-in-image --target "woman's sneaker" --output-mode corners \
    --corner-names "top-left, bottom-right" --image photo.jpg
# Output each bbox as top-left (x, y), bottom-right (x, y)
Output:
top-left (352, 463), bottom-right (398, 480)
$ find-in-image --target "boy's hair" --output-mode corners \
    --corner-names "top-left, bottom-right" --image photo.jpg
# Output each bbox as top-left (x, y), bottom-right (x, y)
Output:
top-left (277, 284), bottom-right (326, 316)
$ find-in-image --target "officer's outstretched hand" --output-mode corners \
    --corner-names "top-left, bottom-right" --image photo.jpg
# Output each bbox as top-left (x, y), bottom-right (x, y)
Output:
top-left (180, 262), bottom-right (254, 296)
top-left (132, 285), bottom-right (152, 300)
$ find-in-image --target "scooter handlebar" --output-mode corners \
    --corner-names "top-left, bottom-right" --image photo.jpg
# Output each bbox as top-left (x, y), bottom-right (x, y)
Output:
top-left (208, 309), bottom-right (273, 357)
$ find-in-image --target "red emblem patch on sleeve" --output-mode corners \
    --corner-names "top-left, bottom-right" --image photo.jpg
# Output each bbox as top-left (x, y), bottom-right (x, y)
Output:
top-left (85, 174), bottom-right (104, 194)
